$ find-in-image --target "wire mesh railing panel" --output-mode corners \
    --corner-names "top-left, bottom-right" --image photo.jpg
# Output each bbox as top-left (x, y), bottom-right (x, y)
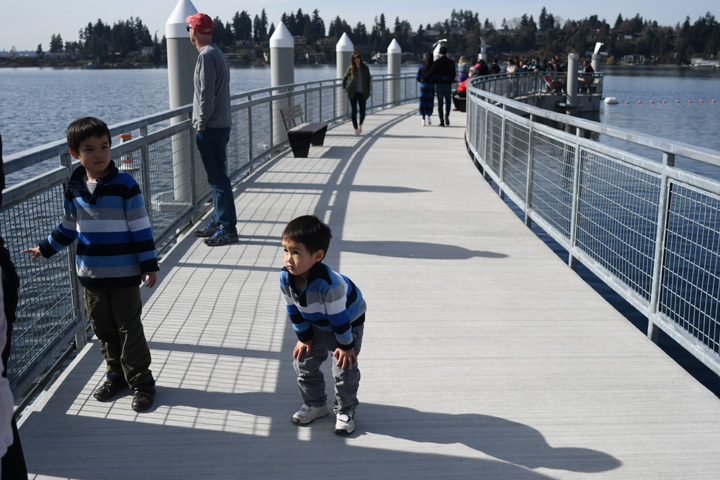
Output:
top-left (575, 150), bottom-right (660, 300)
top-left (661, 184), bottom-right (720, 353)
top-left (148, 134), bottom-right (195, 240)
top-left (248, 102), bottom-right (272, 162)
top-left (1, 182), bottom-right (79, 387)
top-left (502, 119), bottom-right (530, 202)
top-left (530, 131), bottom-right (575, 238)
top-left (485, 111), bottom-right (503, 174)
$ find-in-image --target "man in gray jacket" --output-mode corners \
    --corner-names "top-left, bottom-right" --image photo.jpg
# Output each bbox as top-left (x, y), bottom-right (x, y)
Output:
top-left (187, 13), bottom-right (238, 246)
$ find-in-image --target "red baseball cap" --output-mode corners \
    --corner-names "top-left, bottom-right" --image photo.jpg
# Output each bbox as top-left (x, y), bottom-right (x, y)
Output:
top-left (186, 13), bottom-right (214, 35)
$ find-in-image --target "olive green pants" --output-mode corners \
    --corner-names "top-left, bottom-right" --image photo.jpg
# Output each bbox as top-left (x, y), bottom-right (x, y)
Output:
top-left (84, 285), bottom-right (153, 388)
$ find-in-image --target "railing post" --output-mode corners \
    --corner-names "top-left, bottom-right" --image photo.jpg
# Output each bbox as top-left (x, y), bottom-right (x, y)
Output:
top-left (60, 152), bottom-right (88, 351)
top-left (647, 152), bottom-right (675, 342)
top-left (524, 116), bottom-right (535, 227)
top-left (498, 108), bottom-right (506, 199)
top-left (248, 100), bottom-right (254, 169)
top-left (567, 130), bottom-right (583, 269)
top-left (139, 126), bottom-right (153, 227)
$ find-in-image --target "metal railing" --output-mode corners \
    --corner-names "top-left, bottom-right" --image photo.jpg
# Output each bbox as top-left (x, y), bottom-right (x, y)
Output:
top-left (0, 73), bottom-right (419, 407)
top-left (466, 74), bottom-right (720, 377)
top-left (472, 71), bottom-right (605, 101)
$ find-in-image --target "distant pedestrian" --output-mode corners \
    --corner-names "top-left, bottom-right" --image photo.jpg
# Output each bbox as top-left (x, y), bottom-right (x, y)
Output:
top-left (490, 58), bottom-right (502, 74)
top-left (416, 53), bottom-right (436, 126)
top-left (457, 55), bottom-right (470, 83)
top-left (424, 46), bottom-right (456, 127)
top-left (343, 52), bottom-right (372, 136)
top-left (580, 60), bottom-right (595, 92)
top-left (22, 117), bottom-right (159, 412)
top-left (187, 12), bottom-right (239, 246)
top-left (280, 215), bottom-right (367, 436)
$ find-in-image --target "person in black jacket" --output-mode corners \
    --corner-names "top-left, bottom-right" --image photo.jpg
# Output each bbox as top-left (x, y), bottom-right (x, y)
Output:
top-left (0, 134), bottom-right (29, 479)
top-left (423, 46), bottom-right (456, 127)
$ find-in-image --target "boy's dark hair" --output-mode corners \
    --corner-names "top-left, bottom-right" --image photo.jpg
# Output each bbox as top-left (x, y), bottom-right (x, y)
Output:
top-left (282, 215), bottom-right (332, 255)
top-left (66, 117), bottom-right (111, 153)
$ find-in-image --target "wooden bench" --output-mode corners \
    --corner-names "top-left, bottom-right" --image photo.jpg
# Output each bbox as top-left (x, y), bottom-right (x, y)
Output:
top-left (279, 104), bottom-right (328, 158)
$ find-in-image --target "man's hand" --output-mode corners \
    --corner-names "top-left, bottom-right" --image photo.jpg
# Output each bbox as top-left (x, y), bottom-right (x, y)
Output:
top-left (333, 347), bottom-right (357, 370)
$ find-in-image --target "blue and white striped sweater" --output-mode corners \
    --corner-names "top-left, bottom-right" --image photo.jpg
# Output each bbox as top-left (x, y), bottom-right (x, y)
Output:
top-left (39, 162), bottom-right (159, 287)
top-left (280, 262), bottom-right (366, 350)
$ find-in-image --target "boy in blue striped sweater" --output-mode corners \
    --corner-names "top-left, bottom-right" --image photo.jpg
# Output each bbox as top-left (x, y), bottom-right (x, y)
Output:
top-left (23, 117), bottom-right (159, 412)
top-left (280, 215), bottom-right (367, 435)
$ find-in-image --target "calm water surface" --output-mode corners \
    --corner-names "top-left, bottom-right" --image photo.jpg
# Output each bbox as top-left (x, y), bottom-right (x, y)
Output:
top-left (1, 65), bottom-right (719, 171)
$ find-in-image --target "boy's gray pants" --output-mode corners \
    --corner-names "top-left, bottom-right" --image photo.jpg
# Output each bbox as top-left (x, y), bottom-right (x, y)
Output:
top-left (293, 324), bottom-right (364, 415)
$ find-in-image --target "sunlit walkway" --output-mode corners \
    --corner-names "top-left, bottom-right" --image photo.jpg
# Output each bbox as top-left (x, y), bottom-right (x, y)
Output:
top-left (18, 104), bottom-right (720, 479)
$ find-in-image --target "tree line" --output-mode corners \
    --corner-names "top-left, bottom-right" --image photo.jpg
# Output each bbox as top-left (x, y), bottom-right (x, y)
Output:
top-left (14, 8), bottom-right (720, 66)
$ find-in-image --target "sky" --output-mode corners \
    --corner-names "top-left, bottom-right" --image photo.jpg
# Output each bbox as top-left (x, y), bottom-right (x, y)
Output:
top-left (2, 0), bottom-right (717, 52)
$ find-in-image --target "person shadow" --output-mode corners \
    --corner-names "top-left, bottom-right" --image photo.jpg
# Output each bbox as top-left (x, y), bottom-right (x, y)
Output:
top-left (355, 402), bottom-right (621, 474)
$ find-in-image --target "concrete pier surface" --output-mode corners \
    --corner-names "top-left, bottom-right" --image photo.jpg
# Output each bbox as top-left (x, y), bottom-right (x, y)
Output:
top-left (18, 104), bottom-right (720, 479)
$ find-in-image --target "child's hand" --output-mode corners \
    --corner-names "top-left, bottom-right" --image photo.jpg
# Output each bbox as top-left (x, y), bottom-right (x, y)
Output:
top-left (142, 272), bottom-right (157, 288)
top-left (21, 247), bottom-right (42, 261)
top-left (333, 347), bottom-right (357, 370)
top-left (293, 340), bottom-right (311, 361)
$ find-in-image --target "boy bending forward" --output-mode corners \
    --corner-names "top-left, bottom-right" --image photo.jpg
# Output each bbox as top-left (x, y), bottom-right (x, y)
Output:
top-left (280, 215), bottom-right (367, 435)
top-left (23, 117), bottom-right (159, 412)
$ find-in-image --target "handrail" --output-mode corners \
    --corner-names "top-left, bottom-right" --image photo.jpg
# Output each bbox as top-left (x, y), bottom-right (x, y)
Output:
top-left (0, 73), bottom-right (419, 408)
top-left (466, 72), bottom-right (720, 376)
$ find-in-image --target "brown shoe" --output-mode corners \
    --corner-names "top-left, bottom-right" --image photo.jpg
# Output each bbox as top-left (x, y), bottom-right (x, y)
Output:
top-left (93, 379), bottom-right (128, 401)
top-left (132, 385), bottom-right (156, 412)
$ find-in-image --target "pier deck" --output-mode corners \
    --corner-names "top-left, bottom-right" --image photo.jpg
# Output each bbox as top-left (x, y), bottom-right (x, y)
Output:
top-left (18, 104), bottom-right (720, 479)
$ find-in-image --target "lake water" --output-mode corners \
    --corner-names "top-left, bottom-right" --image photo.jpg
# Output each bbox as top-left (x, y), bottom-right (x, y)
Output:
top-left (1, 65), bottom-right (719, 165)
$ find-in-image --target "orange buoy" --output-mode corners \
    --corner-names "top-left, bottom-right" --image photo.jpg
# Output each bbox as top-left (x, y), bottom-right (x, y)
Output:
top-left (662, 100), bottom-right (667, 103)
top-left (625, 101), bottom-right (629, 104)
top-left (675, 100), bottom-right (680, 103)
top-left (650, 100), bottom-right (654, 104)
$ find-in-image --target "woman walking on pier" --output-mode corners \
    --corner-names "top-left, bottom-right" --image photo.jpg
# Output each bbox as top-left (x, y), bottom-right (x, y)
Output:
top-left (343, 52), bottom-right (372, 136)
top-left (416, 53), bottom-right (436, 126)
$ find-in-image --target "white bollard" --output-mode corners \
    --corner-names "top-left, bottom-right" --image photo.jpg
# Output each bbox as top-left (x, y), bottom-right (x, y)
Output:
top-left (387, 39), bottom-right (402, 106)
top-left (566, 52), bottom-right (579, 108)
top-left (433, 42), bottom-right (444, 61)
top-left (270, 22), bottom-right (295, 151)
top-left (336, 33), bottom-right (354, 119)
top-left (166, 0), bottom-right (199, 204)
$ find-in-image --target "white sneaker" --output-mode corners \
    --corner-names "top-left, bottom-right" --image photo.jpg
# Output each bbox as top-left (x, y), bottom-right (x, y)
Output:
top-left (421, 118), bottom-right (426, 126)
top-left (292, 404), bottom-right (328, 425)
top-left (427, 117), bottom-right (432, 125)
top-left (334, 412), bottom-right (355, 435)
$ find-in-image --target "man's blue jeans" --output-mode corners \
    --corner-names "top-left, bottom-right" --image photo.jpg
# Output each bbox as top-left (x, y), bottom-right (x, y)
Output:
top-left (435, 84), bottom-right (452, 124)
top-left (196, 127), bottom-right (237, 234)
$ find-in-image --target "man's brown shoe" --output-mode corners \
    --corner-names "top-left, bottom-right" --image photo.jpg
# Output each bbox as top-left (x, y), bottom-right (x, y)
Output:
top-left (132, 385), bottom-right (156, 412)
top-left (93, 379), bottom-right (128, 401)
